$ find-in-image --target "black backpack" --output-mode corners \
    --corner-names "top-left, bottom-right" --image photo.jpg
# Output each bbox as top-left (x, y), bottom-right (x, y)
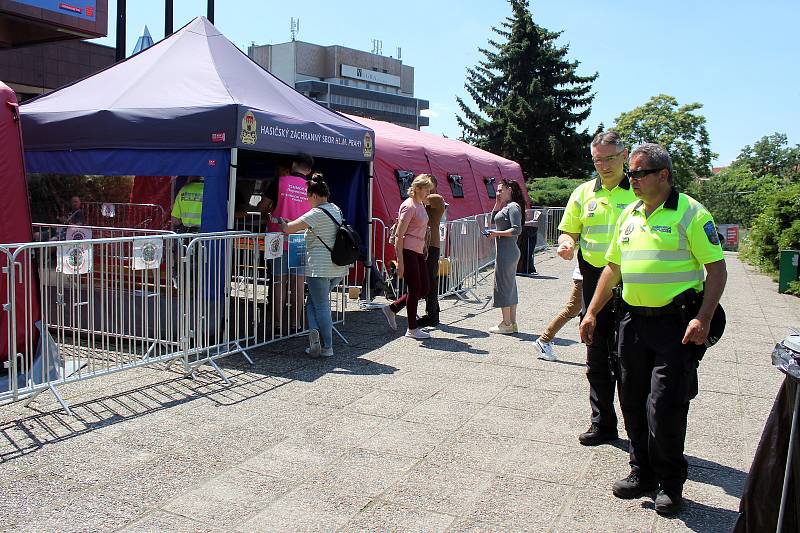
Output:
top-left (315, 206), bottom-right (362, 266)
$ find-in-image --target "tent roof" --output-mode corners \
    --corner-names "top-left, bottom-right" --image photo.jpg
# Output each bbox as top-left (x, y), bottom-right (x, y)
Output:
top-left (347, 114), bottom-right (521, 171)
top-left (21, 17), bottom-right (372, 160)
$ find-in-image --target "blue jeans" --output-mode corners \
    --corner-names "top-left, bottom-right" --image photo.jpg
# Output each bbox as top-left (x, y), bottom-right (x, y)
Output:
top-left (306, 276), bottom-right (342, 349)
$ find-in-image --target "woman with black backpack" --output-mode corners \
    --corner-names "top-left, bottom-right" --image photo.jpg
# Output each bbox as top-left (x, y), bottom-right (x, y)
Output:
top-left (280, 174), bottom-right (348, 358)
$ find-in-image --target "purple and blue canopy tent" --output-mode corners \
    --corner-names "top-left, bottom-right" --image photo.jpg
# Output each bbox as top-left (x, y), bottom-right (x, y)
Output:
top-left (20, 17), bottom-right (375, 235)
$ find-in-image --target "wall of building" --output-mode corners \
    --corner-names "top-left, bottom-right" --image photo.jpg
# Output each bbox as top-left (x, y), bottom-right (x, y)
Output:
top-left (0, 39), bottom-right (114, 100)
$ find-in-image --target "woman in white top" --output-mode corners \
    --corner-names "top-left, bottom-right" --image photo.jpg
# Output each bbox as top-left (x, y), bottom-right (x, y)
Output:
top-left (280, 174), bottom-right (348, 357)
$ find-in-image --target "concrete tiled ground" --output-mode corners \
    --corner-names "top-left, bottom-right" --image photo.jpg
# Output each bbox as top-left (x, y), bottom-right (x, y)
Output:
top-left (1, 251), bottom-right (798, 532)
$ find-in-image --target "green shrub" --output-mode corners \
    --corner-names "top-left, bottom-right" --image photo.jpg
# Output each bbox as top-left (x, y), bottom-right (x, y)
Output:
top-left (741, 182), bottom-right (800, 272)
top-left (527, 177), bottom-right (585, 207)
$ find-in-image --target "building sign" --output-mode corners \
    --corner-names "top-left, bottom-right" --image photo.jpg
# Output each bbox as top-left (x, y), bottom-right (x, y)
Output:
top-left (341, 64), bottom-right (401, 88)
top-left (10, 0), bottom-right (97, 20)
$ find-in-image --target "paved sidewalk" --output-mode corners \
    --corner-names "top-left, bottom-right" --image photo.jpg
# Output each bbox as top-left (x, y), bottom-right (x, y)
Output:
top-left (1, 252), bottom-right (797, 532)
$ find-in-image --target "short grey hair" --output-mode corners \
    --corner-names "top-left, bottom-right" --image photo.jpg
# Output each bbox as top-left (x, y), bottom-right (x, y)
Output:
top-left (591, 131), bottom-right (625, 151)
top-left (629, 143), bottom-right (673, 183)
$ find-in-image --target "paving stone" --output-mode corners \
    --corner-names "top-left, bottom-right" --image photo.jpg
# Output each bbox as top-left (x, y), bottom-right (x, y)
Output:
top-left (361, 418), bottom-right (452, 458)
top-left (552, 487), bottom-right (655, 532)
top-left (400, 396), bottom-right (484, 430)
top-left (463, 474), bottom-right (566, 530)
top-left (240, 484), bottom-right (372, 532)
top-left (382, 463), bottom-right (495, 516)
top-left (239, 438), bottom-right (347, 481)
top-left (341, 500), bottom-right (456, 532)
top-left (118, 510), bottom-right (233, 533)
top-left (345, 389), bottom-right (432, 419)
top-left (502, 438), bottom-right (591, 485)
top-left (160, 468), bottom-right (294, 526)
top-left (424, 429), bottom-right (518, 472)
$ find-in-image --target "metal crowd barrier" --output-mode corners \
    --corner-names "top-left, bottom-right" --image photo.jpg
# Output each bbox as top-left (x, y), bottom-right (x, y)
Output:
top-left (0, 230), bottom-right (348, 413)
top-left (82, 202), bottom-right (168, 230)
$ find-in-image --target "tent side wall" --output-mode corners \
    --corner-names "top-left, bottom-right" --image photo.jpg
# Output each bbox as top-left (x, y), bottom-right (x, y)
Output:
top-left (0, 82), bottom-right (39, 365)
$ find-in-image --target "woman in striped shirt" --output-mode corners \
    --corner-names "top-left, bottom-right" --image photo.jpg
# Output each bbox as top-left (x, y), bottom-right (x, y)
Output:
top-left (280, 174), bottom-right (348, 358)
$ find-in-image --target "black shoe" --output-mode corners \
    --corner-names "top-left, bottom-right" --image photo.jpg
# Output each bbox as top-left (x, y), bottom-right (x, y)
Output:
top-left (612, 470), bottom-right (658, 499)
top-left (655, 488), bottom-right (683, 516)
top-left (417, 315), bottom-right (439, 328)
top-left (578, 424), bottom-right (618, 446)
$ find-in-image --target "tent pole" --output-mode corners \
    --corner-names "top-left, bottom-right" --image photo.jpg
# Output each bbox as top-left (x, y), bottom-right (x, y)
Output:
top-left (362, 161), bottom-right (380, 309)
top-left (227, 148), bottom-right (238, 230)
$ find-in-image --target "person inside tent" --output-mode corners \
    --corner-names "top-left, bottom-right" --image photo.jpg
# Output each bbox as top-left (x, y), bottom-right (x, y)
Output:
top-left (171, 176), bottom-right (204, 232)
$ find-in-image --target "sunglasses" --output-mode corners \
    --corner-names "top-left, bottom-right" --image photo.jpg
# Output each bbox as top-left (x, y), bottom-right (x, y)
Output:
top-left (625, 168), bottom-right (665, 181)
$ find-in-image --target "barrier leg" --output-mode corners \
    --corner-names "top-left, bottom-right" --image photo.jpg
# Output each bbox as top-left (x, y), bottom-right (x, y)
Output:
top-left (24, 384), bottom-right (73, 417)
top-left (208, 359), bottom-right (231, 385)
top-left (234, 342), bottom-right (254, 365)
top-left (332, 325), bottom-right (349, 345)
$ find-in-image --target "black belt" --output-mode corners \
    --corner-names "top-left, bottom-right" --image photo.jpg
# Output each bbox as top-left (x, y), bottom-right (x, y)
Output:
top-left (625, 302), bottom-right (682, 317)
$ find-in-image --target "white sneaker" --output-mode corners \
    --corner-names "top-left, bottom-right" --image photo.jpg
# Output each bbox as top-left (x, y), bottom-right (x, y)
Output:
top-left (320, 346), bottom-right (334, 358)
top-left (382, 305), bottom-right (398, 331)
top-left (535, 338), bottom-right (557, 361)
top-left (305, 329), bottom-right (321, 357)
top-left (489, 322), bottom-right (515, 335)
top-left (405, 328), bottom-right (431, 340)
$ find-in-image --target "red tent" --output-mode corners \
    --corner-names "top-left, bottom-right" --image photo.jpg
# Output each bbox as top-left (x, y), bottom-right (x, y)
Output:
top-left (0, 81), bottom-right (38, 365)
top-left (346, 115), bottom-right (527, 262)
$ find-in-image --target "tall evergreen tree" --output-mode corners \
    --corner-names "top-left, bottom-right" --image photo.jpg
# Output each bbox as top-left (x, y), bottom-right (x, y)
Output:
top-left (457, 0), bottom-right (597, 179)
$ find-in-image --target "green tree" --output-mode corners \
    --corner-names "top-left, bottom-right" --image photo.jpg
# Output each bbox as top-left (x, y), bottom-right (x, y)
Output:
top-left (456, 0), bottom-right (597, 180)
top-left (687, 166), bottom-right (780, 228)
top-left (612, 94), bottom-right (716, 190)
top-left (731, 132), bottom-right (800, 180)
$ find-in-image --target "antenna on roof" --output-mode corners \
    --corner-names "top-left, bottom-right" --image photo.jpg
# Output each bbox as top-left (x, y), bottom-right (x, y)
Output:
top-left (290, 17), bottom-right (300, 41)
top-left (371, 38), bottom-right (382, 55)
top-left (397, 47), bottom-right (402, 60)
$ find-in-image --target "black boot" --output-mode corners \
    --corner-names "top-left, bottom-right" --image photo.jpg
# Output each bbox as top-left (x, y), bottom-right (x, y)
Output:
top-left (612, 469), bottom-right (658, 499)
top-left (655, 487), bottom-right (683, 515)
top-left (578, 423), bottom-right (618, 446)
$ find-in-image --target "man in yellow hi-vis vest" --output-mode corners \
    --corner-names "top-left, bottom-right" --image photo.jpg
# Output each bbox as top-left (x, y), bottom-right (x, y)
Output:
top-left (581, 143), bottom-right (727, 516)
top-left (554, 131), bottom-right (637, 447)
top-left (171, 176), bottom-right (204, 231)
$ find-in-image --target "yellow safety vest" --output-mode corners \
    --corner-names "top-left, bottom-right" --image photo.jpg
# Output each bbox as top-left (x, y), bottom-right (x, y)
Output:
top-left (606, 189), bottom-right (725, 308)
top-left (558, 177), bottom-right (637, 268)
top-left (171, 182), bottom-right (204, 227)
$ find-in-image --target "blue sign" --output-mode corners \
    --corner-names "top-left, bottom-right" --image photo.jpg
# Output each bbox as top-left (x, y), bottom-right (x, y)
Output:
top-left (12, 1), bottom-right (97, 21)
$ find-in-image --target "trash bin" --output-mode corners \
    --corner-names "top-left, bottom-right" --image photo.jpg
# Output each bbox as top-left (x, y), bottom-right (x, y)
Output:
top-left (778, 250), bottom-right (800, 294)
top-left (733, 333), bottom-right (800, 533)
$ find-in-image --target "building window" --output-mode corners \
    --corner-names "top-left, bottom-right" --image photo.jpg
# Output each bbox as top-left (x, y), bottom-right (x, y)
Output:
top-left (395, 170), bottom-right (414, 199)
top-left (484, 177), bottom-right (497, 198)
top-left (447, 174), bottom-right (465, 198)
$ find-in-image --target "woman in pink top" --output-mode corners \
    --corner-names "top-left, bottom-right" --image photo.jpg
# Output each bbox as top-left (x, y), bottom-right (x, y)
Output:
top-left (382, 174), bottom-right (433, 339)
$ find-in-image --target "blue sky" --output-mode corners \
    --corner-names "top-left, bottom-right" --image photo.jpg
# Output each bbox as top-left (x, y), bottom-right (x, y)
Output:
top-left (94, 0), bottom-right (799, 166)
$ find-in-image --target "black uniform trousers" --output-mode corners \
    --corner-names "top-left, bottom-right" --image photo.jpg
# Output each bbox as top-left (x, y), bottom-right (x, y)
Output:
top-left (617, 311), bottom-right (699, 490)
top-left (424, 246), bottom-right (441, 320)
top-left (578, 251), bottom-right (618, 431)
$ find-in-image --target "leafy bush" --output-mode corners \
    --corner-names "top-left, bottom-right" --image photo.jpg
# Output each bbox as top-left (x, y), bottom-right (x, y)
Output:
top-left (527, 177), bottom-right (585, 207)
top-left (740, 182), bottom-right (800, 272)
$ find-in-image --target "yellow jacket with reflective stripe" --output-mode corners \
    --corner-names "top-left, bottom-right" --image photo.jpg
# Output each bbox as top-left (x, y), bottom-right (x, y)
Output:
top-left (558, 176), bottom-right (637, 268)
top-left (171, 182), bottom-right (204, 227)
top-left (605, 189), bottom-right (724, 308)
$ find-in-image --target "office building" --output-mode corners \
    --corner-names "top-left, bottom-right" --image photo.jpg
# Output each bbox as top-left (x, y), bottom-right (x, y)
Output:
top-left (248, 40), bottom-right (429, 130)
